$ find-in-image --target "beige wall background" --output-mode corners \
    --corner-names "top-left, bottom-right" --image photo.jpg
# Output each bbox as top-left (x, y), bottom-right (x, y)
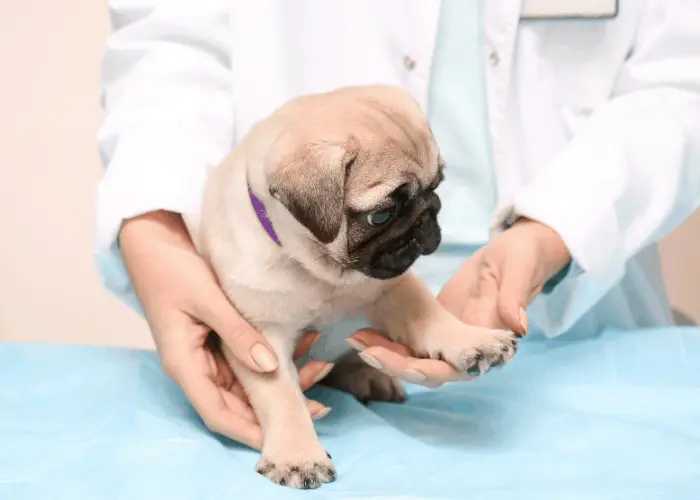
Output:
top-left (0, 1), bottom-right (698, 350)
top-left (0, 0), bottom-right (152, 349)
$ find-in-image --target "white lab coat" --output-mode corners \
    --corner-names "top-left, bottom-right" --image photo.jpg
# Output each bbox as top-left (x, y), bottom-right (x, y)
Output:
top-left (96, 0), bottom-right (700, 338)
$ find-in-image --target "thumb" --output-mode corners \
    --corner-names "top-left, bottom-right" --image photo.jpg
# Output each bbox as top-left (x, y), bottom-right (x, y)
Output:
top-left (495, 261), bottom-right (534, 336)
top-left (195, 288), bottom-right (279, 373)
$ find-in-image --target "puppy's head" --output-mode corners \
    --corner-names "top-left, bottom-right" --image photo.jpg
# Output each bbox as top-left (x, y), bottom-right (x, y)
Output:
top-left (266, 85), bottom-right (444, 280)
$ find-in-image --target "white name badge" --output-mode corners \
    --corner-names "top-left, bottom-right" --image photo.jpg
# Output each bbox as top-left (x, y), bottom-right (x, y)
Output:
top-left (521, 0), bottom-right (618, 19)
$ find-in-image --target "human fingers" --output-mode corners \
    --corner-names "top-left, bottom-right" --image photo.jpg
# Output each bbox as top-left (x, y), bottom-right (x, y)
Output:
top-left (205, 333), bottom-right (236, 388)
top-left (204, 347), bottom-right (260, 422)
top-left (298, 360), bottom-right (334, 418)
top-left (209, 335), bottom-right (332, 420)
top-left (294, 331), bottom-right (322, 359)
top-left (347, 331), bottom-right (470, 385)
top-left (225, 377), bottom-right (330, 423)
top-left (345, 329), bottom-right (412, 356)
top-left (163, 350), bottom-right (263, 449)
top-left (494, 253), bottom-right (538, 336)
top-left (307, 399), bottom-right (332, 420)
top-left (204, 334), bottom-right (322, 416)
top-left (356, 345), bottom-right (459, 387)
top-left (193, 286), bottom-right (279, 374)
top-left (218, 386), bottom-right (258, 423)
top-left (298, 360), bottom-right (335, 390)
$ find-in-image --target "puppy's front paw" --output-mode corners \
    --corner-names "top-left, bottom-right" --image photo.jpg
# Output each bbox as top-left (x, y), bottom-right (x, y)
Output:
top-left (321, 353), bottom-right (405, 404)
top-left (256, 448), bottom-right (336, 489)
top-left (418, 325), bottom-right (518, 376)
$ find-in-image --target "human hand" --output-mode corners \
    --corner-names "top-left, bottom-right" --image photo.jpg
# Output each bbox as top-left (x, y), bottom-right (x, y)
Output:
top-left (345, 218), bottom-right (571, 386)
top-left (438, 217), bottom-right (571, 332)
top-left (119, 210), bottom-right (334, 449)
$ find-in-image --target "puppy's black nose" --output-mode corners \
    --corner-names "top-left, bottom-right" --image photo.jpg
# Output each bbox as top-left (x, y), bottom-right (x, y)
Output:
top-left (428, 191), bottom-right (441, 213)
top-left (416, 209), bottom-right (441, 256)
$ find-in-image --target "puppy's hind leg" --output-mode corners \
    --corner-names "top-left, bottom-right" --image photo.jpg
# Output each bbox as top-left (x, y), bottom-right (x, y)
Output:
top-left (320, 350), bottom-right (405, 404)
top-left (221, 329), bottom-right (335, 489)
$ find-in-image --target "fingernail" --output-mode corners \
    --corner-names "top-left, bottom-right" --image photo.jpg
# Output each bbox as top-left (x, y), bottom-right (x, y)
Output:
top-left (358, 351), bottom-right (382, 370)
top-left (250, 343), bottom-right (277, 372)
top-left (312, 363), bottom-right (335, 386)
top-left (519, 307), bottom-right (528, 335)
top-left (401, 369), bottom-right (427, 384)
top-left (313, 407), bottom-right (332, 420)
top-left (345, 338), bottom-right (367, 351)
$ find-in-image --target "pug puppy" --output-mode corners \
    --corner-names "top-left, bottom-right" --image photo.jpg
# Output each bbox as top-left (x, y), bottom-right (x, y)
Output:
top-left (198, 85), bottom-right (518, 489)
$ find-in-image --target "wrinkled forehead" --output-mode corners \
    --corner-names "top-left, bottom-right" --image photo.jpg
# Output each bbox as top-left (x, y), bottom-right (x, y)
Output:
top-left (345, 145), bottom-right (439, 212)
top-left (341, 97), bottom-right (439, 211)
top-left (269, 88), bottom-right (440, 211)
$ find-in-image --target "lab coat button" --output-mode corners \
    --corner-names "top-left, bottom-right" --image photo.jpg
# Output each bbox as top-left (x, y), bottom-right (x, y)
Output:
top-left (489, 50), bottom-right (500, 66)
top-left (403, 55), bottom-right (416, 71)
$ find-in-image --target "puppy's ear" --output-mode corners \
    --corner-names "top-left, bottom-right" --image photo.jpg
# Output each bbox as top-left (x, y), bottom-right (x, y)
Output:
top-left (269, 143), bottom-right (357, 244)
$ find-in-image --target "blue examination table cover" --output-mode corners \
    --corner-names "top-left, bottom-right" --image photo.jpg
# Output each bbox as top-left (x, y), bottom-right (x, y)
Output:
top-left (2, 327), bottom-right (700, 500)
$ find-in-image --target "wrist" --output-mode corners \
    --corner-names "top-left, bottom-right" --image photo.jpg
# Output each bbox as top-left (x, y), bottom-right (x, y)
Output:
top-left (119, 210), bottom-right (194, 252)
top-left (511, 218), bottom-right (571, 279)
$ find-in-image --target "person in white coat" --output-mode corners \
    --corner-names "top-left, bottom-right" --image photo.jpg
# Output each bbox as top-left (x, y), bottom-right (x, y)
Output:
top-left (97, 0), bottom-right (700, 448)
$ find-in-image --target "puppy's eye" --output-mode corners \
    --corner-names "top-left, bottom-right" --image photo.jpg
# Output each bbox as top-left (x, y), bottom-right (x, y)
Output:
top-left (365, 206), bottom-right (396, 227)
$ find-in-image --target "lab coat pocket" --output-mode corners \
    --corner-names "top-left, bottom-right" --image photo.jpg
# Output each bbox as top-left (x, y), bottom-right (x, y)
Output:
top-left (528, 15), bottom-right (637, 112)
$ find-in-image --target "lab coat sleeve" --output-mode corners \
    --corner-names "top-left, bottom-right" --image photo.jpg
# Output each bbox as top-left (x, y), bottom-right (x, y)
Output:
top-left (94, 0), bottom-right (233, 308)
top-left (496, 0), bottom-right (700, 336)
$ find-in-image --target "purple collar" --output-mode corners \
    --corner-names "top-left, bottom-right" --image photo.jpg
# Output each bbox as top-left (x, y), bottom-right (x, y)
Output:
top-left (248, 186), bottom-right (281, 246)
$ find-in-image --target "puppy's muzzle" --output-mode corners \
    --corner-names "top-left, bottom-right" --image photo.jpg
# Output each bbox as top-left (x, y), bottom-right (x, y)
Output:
top-left (366, 192), bottom-right (442, 280)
